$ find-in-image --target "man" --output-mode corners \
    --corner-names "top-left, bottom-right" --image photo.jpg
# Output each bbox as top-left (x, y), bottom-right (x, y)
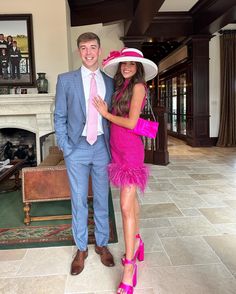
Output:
top-left (9, 41), bottom-right (21, 79)
top-left (0, 34), bottom-right (7, 50)
top-left (54, 32), bottom-right (115, 275)
top-left (0, 49), bottom-right (9, 79)
top-left (0, 34), bottom-right (7, 77)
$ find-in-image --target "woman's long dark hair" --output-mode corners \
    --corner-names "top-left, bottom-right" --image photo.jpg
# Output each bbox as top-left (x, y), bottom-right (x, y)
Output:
top-left (112, 62), bottom-right (146, 116)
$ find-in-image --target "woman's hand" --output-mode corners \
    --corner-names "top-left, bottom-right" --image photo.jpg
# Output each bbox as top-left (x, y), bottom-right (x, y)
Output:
top-left (93, 96), bottom-right (109, 118)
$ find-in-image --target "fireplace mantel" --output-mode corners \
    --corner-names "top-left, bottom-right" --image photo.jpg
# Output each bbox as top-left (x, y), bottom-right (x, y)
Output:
top-left (0, 93), bottom-right (55, 164)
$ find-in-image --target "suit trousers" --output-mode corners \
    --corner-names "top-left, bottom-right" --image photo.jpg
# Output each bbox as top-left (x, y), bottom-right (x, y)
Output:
top-left (65, 135), bottom-right (110, 251)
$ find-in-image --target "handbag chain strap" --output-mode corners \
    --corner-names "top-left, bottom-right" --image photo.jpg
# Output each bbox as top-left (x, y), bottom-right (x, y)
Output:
top-left (146, 93), bottom-right (156, 122)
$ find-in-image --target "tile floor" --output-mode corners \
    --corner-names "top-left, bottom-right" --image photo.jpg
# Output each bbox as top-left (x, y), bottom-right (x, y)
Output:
top-left (1, 137), bottom-right (236, 294)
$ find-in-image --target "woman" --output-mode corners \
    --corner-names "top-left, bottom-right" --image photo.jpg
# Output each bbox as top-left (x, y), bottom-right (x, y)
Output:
top-left (94, 48), bottom-right (158, 294)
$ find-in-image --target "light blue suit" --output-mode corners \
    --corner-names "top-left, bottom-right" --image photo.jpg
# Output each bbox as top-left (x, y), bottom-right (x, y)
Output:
top-left (54, 68), bottom-right (114, 250)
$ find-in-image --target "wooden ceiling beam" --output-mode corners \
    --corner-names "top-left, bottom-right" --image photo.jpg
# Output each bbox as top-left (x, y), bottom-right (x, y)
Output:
top-left (137, 0), bottom-right (236, 41)
top-left (70, 0), bottom-right (133, 26)
top-left (191, 0), bottom-right (236, 34)
top-left (125, 0), bottom-right (165, 36)
top-left (68, 0), bottom-right (236, 42)
top-left (146, 12), bottom-right (193, 40)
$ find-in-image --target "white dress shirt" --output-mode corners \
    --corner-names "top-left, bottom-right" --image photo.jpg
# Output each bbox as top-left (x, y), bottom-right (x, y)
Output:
top-left (81, 65), bottom-right (106, 136)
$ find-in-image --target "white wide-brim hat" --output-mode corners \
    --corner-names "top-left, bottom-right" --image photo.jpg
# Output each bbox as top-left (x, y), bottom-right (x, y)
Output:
top-left (102, 48), bottom-right (158, 81)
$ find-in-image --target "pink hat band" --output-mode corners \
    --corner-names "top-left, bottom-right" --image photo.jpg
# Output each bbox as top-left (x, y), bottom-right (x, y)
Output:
top-left (102, 49), bottom-right (143, 66)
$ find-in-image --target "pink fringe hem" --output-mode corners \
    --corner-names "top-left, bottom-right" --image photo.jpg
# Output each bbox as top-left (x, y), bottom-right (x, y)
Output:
top-left (108, 163), bottom-right (149, 193)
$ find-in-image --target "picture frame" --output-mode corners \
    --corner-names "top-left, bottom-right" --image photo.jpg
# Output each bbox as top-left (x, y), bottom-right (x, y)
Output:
top-left (0, 14), bottom-right (36, 87)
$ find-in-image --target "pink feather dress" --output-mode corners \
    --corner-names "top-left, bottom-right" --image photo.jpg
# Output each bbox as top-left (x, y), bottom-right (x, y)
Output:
top-left (108, 84), bottom-right (149, 192)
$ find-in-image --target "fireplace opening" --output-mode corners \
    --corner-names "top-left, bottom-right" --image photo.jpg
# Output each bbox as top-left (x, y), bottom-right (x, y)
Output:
top-left (0, 128), bottom-right (37, 166)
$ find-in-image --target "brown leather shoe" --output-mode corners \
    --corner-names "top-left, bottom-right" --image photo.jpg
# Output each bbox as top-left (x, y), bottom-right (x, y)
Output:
top-left (70, 249), bottom-right (88, 275)
top-left (95, 245), bottom-right (115, 267)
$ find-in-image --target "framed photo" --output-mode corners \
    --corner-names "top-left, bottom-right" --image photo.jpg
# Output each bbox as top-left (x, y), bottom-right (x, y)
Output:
top-left (0, 14), bottom-right (36, 87)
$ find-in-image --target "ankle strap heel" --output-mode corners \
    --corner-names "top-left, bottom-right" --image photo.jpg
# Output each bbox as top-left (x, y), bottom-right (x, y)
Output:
top-left (123, 258), bottom-right (137, 287)
top-left (121, 234), bottom-right (145, 265)
top-left (117, 258), bottom-right (137, 293)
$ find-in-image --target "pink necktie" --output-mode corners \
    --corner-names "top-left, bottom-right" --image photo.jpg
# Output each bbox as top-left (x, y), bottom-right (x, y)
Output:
top-left (86, 73), bottom-right (98, 145)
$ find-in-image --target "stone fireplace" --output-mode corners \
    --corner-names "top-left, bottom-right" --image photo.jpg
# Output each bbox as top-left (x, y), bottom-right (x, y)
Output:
top-left (0, 94), bottom-right (55, 165)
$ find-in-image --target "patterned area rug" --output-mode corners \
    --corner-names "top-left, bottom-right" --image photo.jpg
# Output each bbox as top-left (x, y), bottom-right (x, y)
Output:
top-left (0, 189), bottom-right (117, 250)
top-left (0, 221), bottom-right (116, 249)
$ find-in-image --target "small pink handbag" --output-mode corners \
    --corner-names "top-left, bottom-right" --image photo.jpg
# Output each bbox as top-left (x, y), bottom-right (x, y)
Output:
top-left (129, 118), bottom-right (159, 138)
top-left (129, 95), bottom-right (159, 139)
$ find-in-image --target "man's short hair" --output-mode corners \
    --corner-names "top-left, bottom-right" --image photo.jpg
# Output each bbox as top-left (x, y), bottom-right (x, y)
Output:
top-left (77, 32), bottom-right (100, 48)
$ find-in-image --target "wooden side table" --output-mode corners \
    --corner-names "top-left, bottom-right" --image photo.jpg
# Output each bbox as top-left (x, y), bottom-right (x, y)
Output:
top-left (0, 160), bottom-right (25, 193)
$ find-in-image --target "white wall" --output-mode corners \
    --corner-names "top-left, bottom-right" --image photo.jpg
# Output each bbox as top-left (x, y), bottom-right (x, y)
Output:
top-left (0, 0), bottom-right (71, 93)
top-left (70, 23), bottom-right (124, 70)
top-left (209, 34), bottom-right (221, 137)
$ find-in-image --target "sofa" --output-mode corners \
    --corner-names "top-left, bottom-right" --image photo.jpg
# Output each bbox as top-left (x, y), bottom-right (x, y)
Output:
top-left (22, 146), bottom-right (93, 225)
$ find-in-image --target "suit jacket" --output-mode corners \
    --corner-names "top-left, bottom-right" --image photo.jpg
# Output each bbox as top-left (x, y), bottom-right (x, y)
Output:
top-left (54, 68), bottom-right (114, 158)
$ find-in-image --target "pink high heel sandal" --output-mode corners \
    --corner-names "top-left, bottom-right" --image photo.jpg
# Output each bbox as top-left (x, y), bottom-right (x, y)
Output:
top-left (117, 258), bottom-right (137, 294)
top-left (121, 234), bottom-right (144, 265)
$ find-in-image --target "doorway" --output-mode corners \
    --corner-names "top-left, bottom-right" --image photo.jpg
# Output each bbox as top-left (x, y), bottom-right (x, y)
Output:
top-left (159, 71), bottom-right (187, 139)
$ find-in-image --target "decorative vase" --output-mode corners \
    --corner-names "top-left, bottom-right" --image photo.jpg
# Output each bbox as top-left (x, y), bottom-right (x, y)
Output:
top-left (36, 72), bottom-right (48, 93)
